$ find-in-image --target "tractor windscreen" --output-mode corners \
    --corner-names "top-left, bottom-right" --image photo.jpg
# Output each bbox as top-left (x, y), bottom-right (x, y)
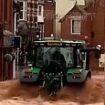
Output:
top-left (34, 47), bottom-right (83, 68)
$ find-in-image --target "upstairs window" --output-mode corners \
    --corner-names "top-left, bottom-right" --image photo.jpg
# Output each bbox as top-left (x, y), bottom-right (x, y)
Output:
top-left (19, 1), bottom-right (27, 20)
top-left (38, 5), bottom-right (42, 15)
top-left (71, 19), bottom-right (81, 34)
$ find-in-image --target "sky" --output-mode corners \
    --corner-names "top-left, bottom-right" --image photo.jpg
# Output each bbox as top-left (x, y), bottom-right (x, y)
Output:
top-left (55, 0), bottom-right (84, 18)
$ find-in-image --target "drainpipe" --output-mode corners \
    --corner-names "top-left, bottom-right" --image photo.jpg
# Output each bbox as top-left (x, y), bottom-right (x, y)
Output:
top-left (13, 10), bottom-right (17, 79)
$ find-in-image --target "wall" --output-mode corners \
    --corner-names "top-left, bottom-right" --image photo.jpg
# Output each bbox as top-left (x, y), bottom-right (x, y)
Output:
top-left (0, 0), bottom-right (14, 80)
top-left (0, 0), bottom-right (13, 31)
top-left (44, 1), bottom-right (56, 37)
top-left (85, 0), bottom-right (105, 71)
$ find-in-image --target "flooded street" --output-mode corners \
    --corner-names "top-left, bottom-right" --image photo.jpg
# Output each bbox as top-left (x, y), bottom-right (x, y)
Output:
top-left (0, 74), bottom-right (104, 105)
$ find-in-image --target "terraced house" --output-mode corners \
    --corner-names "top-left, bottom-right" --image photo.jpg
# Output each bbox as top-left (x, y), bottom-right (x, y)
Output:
top-left (60, 0), bottom-right (104, 71)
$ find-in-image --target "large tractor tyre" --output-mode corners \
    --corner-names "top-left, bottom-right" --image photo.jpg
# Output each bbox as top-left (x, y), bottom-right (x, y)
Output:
top-left (81, 72), bottom-right (91, 86)
top-left (36, 72), bottom-right (44, 85)
top-left (62, 75), bottom-right (67, 86)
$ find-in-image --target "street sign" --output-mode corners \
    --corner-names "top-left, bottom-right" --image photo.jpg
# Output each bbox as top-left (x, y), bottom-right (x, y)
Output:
top-left (10, 36), bottom-right (22, 48)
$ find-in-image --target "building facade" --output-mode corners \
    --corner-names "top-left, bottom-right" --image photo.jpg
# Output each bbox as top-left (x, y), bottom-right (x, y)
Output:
top-left (60, 0), bottom-right (104, 71)
top-left (84, 0), bottom-right (104, 71)
top-left (60, 4), bottom-right (85, 40)
top-left (14, 0), bottom-right (56, 71)
top-left (0, 0), bottom-right (14, 80)
top-left (15, 0), bottom-right (56, 40)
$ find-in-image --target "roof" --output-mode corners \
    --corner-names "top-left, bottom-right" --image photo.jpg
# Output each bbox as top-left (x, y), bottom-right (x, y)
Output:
top-left (59, 3), bottom-right (87, 22)
top-left (56, 0), bottom-right (74, 20)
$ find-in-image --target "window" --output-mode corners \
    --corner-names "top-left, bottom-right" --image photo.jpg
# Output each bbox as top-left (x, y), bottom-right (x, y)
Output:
top-left (34, 4), bottom-right (37, 8)
top-left (37, 5), bottom-right (44, 22)
top-left (34, 16), bottom-right (37, 22)
top-left (38, 23), bottom-right (43, 32)
top-left (38, 5), bottom-right (42, 15)
top-left (35, 47), bottom-right (74, 68)
top-left (19, 1), bottom-right (27, 20)
top-left (29, 3), bottom-right (33, 8)
top-left (30, 16), bottom-right (33, 21)
top-left (71, 19), bottom-right (81, 34)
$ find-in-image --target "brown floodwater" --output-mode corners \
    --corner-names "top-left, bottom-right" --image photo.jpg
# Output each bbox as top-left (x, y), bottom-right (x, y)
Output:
top-left (0, 77), bottom-right (104, 105)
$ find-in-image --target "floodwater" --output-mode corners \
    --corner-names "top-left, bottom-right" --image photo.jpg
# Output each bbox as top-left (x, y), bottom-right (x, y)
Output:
top-left (0, 76), bottom-right (104, 105)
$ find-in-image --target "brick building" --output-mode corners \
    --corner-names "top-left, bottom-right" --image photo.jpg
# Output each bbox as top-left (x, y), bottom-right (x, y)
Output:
top-left (16, 0), bottom-right (56, 40)
top-left (14, 0), bottom-right (56, 71)
top-left (44, 0), bottom-right (56, 37)
top-left (60, 0), bottom-right (104, 71)
top-left (0, 0), bottom-right (13, 31)
top-left (0, 0), bottom-right (14, 80)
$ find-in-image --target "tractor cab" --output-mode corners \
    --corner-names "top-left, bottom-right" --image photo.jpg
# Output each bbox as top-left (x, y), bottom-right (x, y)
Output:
top-left (33, 41), bottom-right (85, 66)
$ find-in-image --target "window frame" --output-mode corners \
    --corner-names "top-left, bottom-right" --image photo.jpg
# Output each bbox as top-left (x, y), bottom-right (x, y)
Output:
top-left (38, 5), bottom-right (43, 16)
top-left (19, 1), bottom-right (27, 21)
top-left (71, 19), bottom-right (81, 35)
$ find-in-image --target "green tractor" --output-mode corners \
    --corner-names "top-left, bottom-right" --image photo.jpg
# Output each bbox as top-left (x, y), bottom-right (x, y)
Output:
top-left (18, 40), bottom-right (101, 95)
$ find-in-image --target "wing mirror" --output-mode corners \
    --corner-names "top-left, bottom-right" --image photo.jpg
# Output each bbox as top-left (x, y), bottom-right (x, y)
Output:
top-left (96, 45), bottom-right (101, 50)
top-left (95, 45), bottom-right (102, 59)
